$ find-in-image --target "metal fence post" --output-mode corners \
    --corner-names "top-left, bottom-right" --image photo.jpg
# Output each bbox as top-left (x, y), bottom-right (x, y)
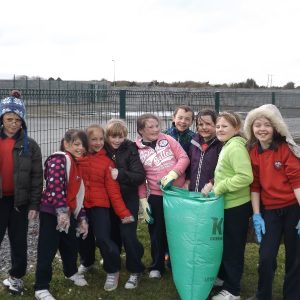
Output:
top-left (119, 90), bottom-right (126, 119)
top-left (271, 91), bottom-right (275, 105)
top-left (214, 91), bottom-right (220, 113)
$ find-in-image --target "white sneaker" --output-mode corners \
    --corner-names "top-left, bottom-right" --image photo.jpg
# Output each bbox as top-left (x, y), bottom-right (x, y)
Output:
top-left (35, 289), bottom-right (56, 300)
top-left (104, 272), bottom-right (119, 291)
top-left (67, 272), bottom-right (88, 286)
top-left (214, 277), bottom-right (224, 287)
top-left (3, 276), bottom-right (24, 294)
top-left (78, 264), bottom-right (92, 275)
top-left (149, 270), bottom-right (161, 279)
top-left (212, 289), bottom-right (241, 300)
top-left (124, 273), bottom-right (141, 289)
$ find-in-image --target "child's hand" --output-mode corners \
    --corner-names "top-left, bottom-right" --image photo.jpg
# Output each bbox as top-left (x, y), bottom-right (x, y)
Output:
top-left (160, 170), bottom-right (178, 189)
top-left (139, 198), bottom-right (154, 224)
top-left (78, 219), bottom-right (89, 239)
top-left (201, 182), bottom-right (213, 197)
top-left (28, 210), bottom-right (38, 221)
top-left (296, 219), bottom-right (300, 237)
top-left (121, 215), bottom-right (135, 224)
top-left (56, 212), bottom-right (70, 234)
top-left (109, 166), bottom-right (118, 180)
top-left (252, 213), bottom-right (266, 243)
top-left (182, 180), bottom-right (190, 190)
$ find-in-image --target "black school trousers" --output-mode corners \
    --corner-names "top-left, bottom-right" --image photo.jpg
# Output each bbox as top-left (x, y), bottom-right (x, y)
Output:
top-left (0, 196), bottom-right (28, 279)
top-left (256, 203), bottom-right (300, 300)
top-left (34, 212), bottom-right (78, 291)
top-left (218, 201), bottom-right (252, 296)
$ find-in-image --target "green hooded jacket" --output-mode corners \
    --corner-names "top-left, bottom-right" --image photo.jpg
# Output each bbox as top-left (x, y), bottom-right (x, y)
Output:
top-left (214, 136), bottom-right (253, 209)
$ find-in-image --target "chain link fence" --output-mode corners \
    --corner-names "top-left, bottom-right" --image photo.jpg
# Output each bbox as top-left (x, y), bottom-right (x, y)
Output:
top-left (1, 88), bottom-right (300, 161)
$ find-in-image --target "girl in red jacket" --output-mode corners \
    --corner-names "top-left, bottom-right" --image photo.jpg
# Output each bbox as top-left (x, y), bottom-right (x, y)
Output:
top-left (78, 124), bottom-right (133, 292)
top-left (244, 104), bottom-right (300, 300)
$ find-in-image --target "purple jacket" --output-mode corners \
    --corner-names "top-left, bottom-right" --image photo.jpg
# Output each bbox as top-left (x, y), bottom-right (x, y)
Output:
top-left (188, 134), bottom-right (223, 192)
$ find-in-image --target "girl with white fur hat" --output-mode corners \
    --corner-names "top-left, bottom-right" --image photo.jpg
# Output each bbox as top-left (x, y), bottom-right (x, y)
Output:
top-left (244, 104), bottom-right (300, 300)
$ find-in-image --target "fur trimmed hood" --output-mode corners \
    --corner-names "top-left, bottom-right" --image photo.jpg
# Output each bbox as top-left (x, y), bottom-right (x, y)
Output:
top-left (244, 104), bottom-right (300, 158)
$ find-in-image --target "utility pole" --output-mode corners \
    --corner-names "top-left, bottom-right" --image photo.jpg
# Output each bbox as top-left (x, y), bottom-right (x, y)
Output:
top-left (267, 74), bottom-right (273, 88)
top-left (112, 59), bottom-right (116, 87)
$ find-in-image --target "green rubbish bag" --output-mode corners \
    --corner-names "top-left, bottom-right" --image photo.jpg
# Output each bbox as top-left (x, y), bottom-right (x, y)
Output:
top-left (163, 186), bottom-right (224, 300)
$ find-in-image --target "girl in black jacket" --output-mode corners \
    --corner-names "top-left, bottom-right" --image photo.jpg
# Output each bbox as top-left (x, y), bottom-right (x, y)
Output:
top-left (105, 119), bottom-right (146, 289)
top-left (0, 92), bottom-right (43, 295)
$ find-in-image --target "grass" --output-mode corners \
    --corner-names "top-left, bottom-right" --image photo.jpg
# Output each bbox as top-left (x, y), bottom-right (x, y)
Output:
top-left (0, 222), bottom-right (285, 300)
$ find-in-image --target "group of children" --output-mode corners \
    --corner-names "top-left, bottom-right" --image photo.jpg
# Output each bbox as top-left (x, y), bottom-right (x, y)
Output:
top-left (0, 91), bottom-right (299, 300)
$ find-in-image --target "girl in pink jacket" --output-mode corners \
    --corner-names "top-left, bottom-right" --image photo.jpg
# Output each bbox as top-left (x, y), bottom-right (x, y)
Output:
top-left (135, 113), bottom-right (190, 279)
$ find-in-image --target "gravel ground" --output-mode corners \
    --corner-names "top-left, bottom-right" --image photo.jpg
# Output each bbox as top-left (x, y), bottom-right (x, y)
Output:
top-left (1, 117), bottom-right (299, 276)
top-left (0, 219), bottom-right (39, 276)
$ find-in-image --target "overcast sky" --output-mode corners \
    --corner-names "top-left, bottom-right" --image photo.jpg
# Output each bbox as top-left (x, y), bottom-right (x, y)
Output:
top-left (1, 0), bottom-right (299, 86)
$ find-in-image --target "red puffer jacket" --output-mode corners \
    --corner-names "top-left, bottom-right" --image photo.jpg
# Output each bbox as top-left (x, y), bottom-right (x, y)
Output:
top-left (78, 149), bottom-right (131, 219)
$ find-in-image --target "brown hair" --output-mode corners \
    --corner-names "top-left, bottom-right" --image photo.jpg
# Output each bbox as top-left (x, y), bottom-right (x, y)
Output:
top-left (173, 105), bottom-right (195, 121)
top-left (246, 117), bottom-right (286, 151)
top-left (105, 119), bottom-right (128, 140)
top-left (60, 129), bottom-right (88, 152)
top-left (196, 108), bottom-right (217, 127)
top-left (136, 113), bottom-right (160, 136)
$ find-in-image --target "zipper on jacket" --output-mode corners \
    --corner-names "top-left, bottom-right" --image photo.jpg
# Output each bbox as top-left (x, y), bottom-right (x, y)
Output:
top-left (194, 151), bottom-right (205, 192)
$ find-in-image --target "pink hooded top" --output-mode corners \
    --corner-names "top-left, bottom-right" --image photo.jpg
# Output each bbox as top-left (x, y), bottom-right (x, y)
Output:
top-left (136, 133), bottom-right (190, 198)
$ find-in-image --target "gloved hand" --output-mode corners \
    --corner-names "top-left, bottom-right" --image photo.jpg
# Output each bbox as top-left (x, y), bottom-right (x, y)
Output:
top-left (201, 182), bottom-right (213, 197)
top-left (56, 212), bottom-right (70, 234)
top-left (121, 215), bottom-right (135, 224)
top-left (252, 213), bottom-right (266, 243)
top-left (160, 170), bottom-right (179, 189)
top-left (296, 219), bottom-right (300, 237)
top-left (139, 198), bottom-right (154, 224)
top-left (183, 180), bottom-right (190, 190)
top-left (77, 219), bottom-right (89, 240)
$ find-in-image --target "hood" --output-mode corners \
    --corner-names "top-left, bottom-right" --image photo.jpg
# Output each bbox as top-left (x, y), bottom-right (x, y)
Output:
top-left (244, 104), bottom-right (300, 158)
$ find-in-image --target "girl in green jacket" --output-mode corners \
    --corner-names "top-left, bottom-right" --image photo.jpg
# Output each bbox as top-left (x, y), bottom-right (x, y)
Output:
top-left (208, 111), bottom-right (253, 300)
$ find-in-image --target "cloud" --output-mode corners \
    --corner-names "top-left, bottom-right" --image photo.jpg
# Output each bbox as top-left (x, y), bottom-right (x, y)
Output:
top-left (1, 0), bottom-right (300, 86)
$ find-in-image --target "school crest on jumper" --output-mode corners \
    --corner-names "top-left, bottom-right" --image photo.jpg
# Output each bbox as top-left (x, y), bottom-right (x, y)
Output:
top-left (274, 160), bottom-right (282, 170)
top-left (158, 139), bottom-right (168, 147)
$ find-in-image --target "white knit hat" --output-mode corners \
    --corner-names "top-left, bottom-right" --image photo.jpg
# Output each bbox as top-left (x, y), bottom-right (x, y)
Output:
top-left (244, 104), bottom-right (300, 158)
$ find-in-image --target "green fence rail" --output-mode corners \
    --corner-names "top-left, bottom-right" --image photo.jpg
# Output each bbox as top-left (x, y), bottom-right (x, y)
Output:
top-left (1, 88), bottom-right (300, 161)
